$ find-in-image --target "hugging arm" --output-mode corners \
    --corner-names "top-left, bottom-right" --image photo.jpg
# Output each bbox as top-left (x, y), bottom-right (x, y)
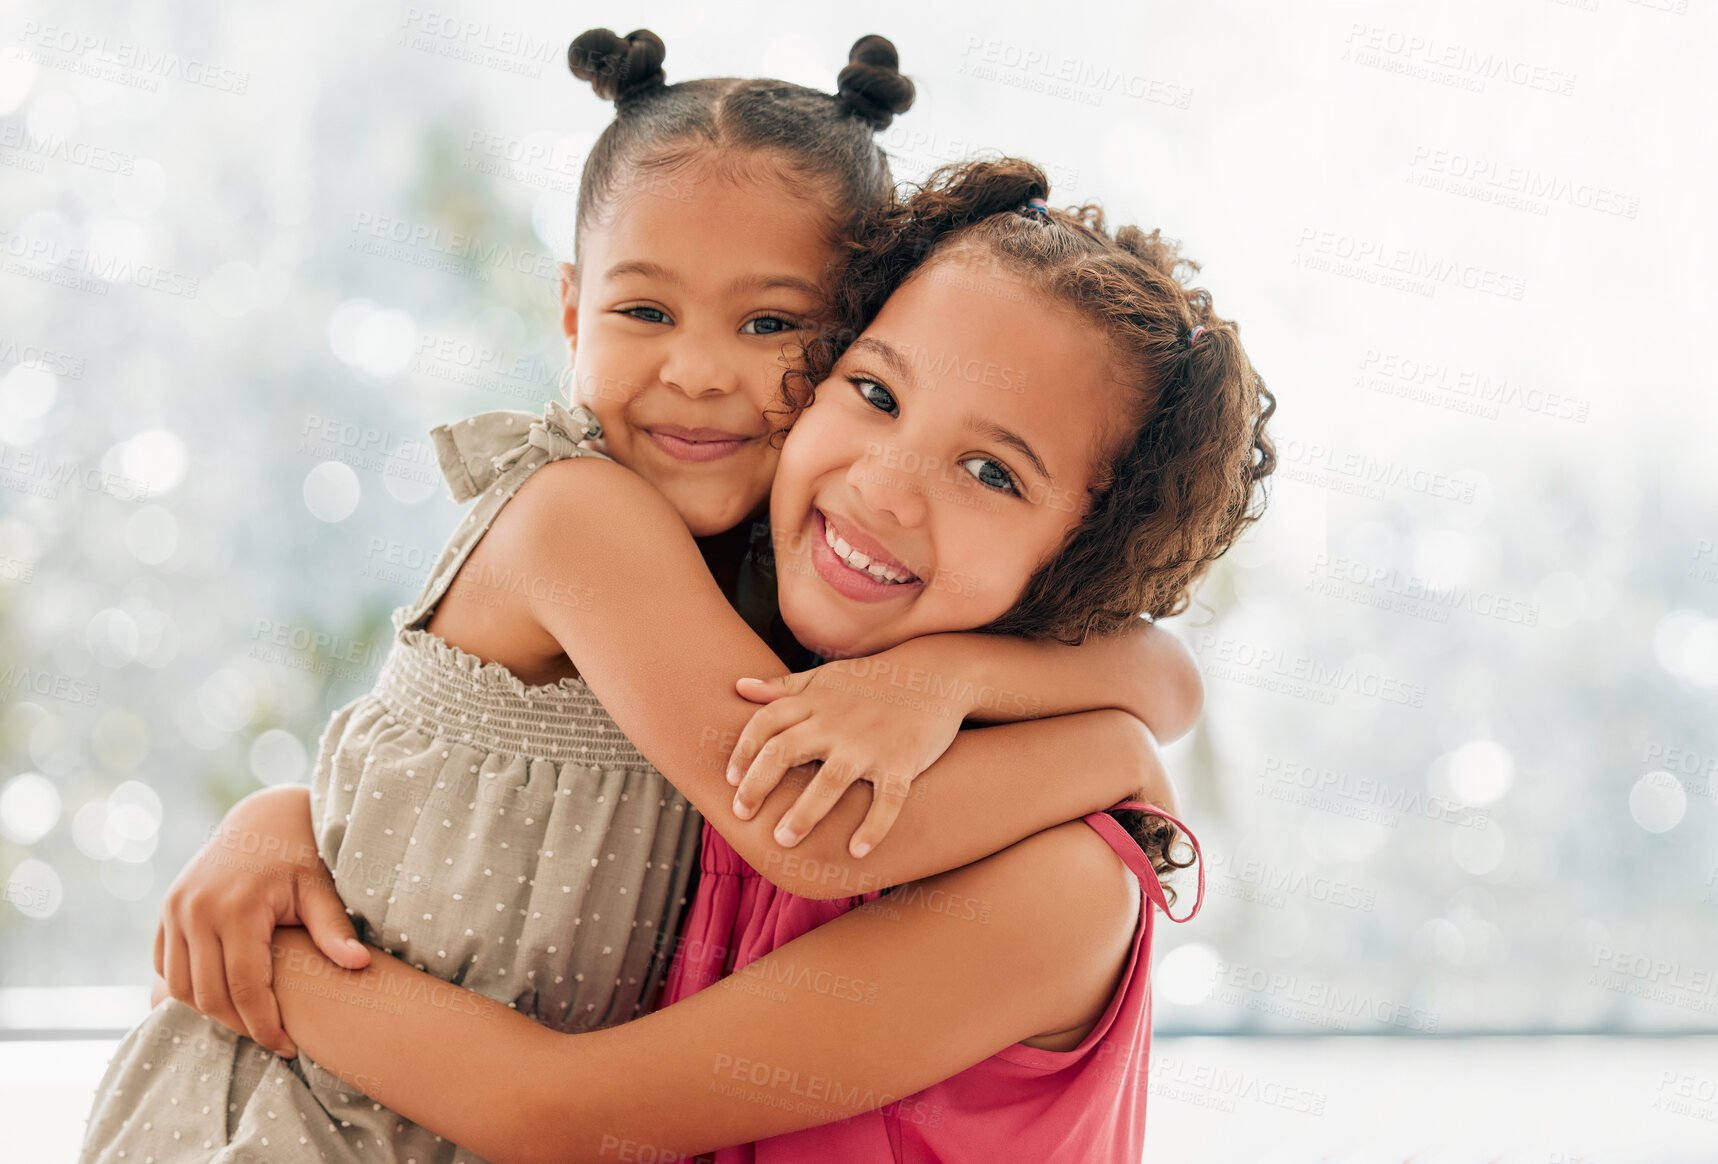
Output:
top-left (727, 622), bottom-right (1197, 847)
top-left (907, 623), bottom-right (1203, 739)
top-left (497, 457), bottom-right (1168, 897)
top-left (268, 819), bottom-right (1137, 1164)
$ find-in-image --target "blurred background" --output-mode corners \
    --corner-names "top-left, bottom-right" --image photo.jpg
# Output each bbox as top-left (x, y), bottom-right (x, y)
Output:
top-left (1, 0), bottom-right (1714, 1160)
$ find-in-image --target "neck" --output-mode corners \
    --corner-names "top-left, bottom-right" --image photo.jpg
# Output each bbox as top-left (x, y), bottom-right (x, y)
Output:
top-left (695, 524), bottom-right (753, 601)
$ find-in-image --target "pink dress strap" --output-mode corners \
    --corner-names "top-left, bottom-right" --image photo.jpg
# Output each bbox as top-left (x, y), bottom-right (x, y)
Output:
top-left (1081, 800), bottom-right (1205, 923)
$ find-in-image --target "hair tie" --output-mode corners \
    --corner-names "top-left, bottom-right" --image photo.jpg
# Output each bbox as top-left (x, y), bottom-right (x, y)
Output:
top-left (1022, 197), bottom-right (1049, 220)
top-left (1187, 325), bottom-right (1206, 348)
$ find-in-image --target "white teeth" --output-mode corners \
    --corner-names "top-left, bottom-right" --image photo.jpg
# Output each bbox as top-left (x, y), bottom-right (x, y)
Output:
top-left (822, 515), bottom-right (913, 585)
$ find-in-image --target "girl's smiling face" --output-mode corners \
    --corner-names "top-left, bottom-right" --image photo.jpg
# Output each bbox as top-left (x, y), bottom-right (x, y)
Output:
top-left (562, 154), bottom-right (836, 537)
top-left (770, 250), bottom-right (1132, 658)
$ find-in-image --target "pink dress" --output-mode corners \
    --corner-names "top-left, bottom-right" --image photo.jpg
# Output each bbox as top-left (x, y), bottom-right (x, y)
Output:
top-left (660, 801), bottom-right (1205, 1161)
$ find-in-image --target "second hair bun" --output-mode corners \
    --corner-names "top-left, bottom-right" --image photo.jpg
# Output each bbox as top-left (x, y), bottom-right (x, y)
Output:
top-left (569, 28), bottom-right (668, 104)
top-left (838, 35), bottom-right (914, 130)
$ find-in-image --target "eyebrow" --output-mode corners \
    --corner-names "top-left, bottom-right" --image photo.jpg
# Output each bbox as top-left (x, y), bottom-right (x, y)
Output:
top-left (846, 336), bottom-right (917, 387)
top-left (603, 260), bottom-right (822, 300)
top-left (964, 413), bottom-right (1052, 482)
top-left (850, 336), bottom-right (1052, 483)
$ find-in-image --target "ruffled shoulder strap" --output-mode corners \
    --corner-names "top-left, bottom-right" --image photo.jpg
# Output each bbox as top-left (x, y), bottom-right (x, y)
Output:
top-left (430, 401), bottom-right (605, 502)
top-left (395, 401), bottom-right (609, 632)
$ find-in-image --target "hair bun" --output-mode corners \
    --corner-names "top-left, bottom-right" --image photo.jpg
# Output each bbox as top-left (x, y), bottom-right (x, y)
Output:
top-left (837, 35), bottom-right (914, 131)
top-left (568, 28), bottom-right (667, 105)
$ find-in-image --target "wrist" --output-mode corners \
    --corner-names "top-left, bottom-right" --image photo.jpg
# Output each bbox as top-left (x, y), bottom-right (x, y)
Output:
top-left (879, 634), bottom-right (982, 717)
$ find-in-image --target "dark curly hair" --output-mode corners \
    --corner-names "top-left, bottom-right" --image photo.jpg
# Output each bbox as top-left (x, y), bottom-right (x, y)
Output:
top-left (566, 29), bottom-right (914, 260)
top-left (781, 158), bottom-right (1276, 897)
top-left (783, 156), bottom-right (1276, 641)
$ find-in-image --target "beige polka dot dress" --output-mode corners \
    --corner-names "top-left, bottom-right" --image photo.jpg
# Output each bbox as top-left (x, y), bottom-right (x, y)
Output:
top-left (81, 402), bottom-right (706, 1163)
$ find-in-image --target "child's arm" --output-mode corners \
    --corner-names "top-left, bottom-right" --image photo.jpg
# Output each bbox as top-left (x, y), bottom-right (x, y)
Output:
top-left (912, 622), bottom-right (1203, 737)
top-left (727, 623), bottom-right (1199, 851)
top-left (483, 457), bottom-right (1168, 899)
top-left (154, 785), bottom-right (369, 1055)
top-left (267, 817), bottom-right (1140, 1163)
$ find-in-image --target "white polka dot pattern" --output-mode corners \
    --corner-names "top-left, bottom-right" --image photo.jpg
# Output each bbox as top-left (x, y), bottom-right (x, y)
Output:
top-left (79, 408), bottom-right (705, 1164)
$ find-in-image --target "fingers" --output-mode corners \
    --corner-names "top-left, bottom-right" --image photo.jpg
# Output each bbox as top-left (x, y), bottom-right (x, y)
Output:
top-left (163, 924), bottom-right (194, 1010)
top-left (153, 920), bottom-right (165, 979)
top-left (733, 722), bottom-right (821, 821)
top-left (734, 670), bottom-right (814, 705)
top-left (187, 925), bottom-right (245, 1039)
top-left (727, 698), bottom-right (813, 791)
top-left (847, 771), bottom-right (914, 859)
top-left (770, 755), bottom-right (871, 847)
top-left (298, 874), bottom-right (370, 970)
top-left (226, 910), bottom-right (295, 1057)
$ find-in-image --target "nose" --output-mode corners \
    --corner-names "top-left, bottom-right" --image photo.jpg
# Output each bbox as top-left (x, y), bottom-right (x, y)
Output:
top-left (846, 440), bottom-right (929, 530)
top-left (659, 327), bottom-right (743, 399)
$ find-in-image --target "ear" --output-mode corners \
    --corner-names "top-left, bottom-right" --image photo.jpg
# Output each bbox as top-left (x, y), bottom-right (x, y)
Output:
top-left (558, 262), bottom-right (579, 355)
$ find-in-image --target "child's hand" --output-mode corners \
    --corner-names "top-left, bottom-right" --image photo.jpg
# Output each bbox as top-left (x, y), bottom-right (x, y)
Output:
top-left (155, 785), bottom-right (370, 1056)
top-left (727, 658), bottom-right (969, 858)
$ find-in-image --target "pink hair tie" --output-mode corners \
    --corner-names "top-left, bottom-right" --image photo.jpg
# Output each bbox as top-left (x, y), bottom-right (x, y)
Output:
top-left (1187, 325), bottom-right (1206, 347)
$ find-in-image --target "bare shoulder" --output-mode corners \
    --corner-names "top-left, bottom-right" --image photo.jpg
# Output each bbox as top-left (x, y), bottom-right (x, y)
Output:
top-left (487, 454), bottom-right (687, 564)
top-left (505, 454), bottom-right (674, 528)
top-left (899, 819), bottom-right (1141, 1043)
top-left (962, 820), bottom-right (1140, 948)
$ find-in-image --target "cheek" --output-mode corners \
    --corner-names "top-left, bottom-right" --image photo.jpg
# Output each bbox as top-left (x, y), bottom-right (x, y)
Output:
top-left (932, 522), bottom-right (1054, 627)
top-left (776, 409), bottom-right (839, 494)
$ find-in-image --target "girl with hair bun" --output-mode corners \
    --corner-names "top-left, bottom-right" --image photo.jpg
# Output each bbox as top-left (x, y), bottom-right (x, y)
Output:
top-left (82, 30), bottom-right (1209, 1164)
top-left (170, 155), bottom-right (1273, 1163)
